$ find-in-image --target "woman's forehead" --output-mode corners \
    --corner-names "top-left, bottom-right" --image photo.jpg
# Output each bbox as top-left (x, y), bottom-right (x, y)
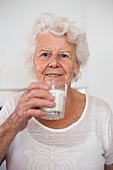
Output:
top-left (36, 32), bottom-right (75, 52)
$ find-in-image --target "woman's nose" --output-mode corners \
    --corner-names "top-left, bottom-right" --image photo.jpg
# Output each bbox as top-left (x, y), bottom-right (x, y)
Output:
top-left (48, 56), bottom-right (60, 68)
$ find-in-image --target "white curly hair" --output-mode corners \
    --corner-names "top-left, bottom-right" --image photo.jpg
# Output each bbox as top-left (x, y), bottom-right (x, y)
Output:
top-left (25, 12), bottom-right (90, 81)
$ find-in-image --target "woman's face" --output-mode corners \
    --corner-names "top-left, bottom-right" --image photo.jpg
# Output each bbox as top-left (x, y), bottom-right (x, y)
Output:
top-left (33, 32), bottom-right (80, 86)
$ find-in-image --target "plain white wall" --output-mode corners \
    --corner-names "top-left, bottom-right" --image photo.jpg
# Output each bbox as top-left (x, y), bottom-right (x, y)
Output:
top-left (85, 0), bottom-right (113, 110)
top-left (0, 0), bottom-right (113, 111)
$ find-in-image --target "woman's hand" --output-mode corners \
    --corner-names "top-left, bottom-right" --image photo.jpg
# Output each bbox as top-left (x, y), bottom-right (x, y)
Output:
top-left (5, 81), bottom-right (55, 132)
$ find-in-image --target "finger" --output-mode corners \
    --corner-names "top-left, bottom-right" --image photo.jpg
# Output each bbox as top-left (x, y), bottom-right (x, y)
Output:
top-left (19, 90), bottom-right (55, 109)
top-left (26, 109), bottom-right (48, 119)
top-left (26, 98), bottom-right (55, 109)
top-left (27, 82), bottom-right (50, 91)
top-left (27, 89), bottom-right (55, 100)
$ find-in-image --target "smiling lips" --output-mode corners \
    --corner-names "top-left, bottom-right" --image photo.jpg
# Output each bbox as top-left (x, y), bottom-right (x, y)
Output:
top-left (46, 73), bottom-right (63, 77)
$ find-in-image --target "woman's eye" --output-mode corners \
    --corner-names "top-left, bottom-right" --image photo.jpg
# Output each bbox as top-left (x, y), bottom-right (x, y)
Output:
top-left (39, 52), bottom-right (51, 60)
top-left (39, 52), bottom-right (50, 60)
top-left (60, 54), bottom-right (68, 58)
top-left (41, 53), bottom-right (49, 57)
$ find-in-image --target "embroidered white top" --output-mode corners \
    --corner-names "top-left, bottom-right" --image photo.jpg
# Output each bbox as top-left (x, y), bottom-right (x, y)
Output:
top-left (0, 93), bottom-right (113, 170)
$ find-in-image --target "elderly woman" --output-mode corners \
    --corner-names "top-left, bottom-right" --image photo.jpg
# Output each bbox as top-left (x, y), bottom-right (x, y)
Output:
top-left (0, 13), bottom-right (113, 170)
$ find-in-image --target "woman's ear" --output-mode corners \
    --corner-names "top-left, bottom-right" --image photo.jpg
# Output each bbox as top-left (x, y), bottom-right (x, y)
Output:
top-left (74, 61), bottom-right (80, 76)
top-left (73, 62), bottom-right (81, 82)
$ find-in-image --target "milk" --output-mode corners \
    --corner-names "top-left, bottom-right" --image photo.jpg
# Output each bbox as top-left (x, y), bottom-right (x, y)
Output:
top-left (42, 89), bottom-right (67, 120)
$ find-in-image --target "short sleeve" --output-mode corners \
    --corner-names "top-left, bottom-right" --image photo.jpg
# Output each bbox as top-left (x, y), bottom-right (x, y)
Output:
top-left (104, 109), bottom-right (113, 165)
top-left (0, 99), bottom-right (14, 125)
top-left (0, 92), bottom-right (21, 125)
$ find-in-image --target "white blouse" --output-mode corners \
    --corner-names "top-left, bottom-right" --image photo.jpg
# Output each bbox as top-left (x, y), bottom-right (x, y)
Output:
top-left (0, 93), bottom-right (113, 170)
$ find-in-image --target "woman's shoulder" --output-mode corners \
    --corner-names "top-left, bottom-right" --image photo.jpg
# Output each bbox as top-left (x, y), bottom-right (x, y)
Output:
top-left (1, 92), bottom-right (23, 114)
top-left (0, 92), bottom-right (23, 124)
top-left (87, 94), bottom-right (112, 118)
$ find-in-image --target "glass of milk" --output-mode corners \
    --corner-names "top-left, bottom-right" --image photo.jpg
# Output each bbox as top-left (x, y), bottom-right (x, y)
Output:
top-left (42, 80), bottom-right (67, 120)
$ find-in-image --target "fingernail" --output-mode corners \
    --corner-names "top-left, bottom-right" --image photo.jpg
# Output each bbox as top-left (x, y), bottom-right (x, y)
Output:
top-left (42, 111), bottom-right (48, 115)
top-left (48, 101), bottom-right (55, 106)
top-left (49, 94), bottom-right (55, 100)
top-left (43, 85), bottom-right (49, 89)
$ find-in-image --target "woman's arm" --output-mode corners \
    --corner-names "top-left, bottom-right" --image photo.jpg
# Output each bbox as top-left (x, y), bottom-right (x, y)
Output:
top-left (0, 82), bottom-right (54, 164)
top-left (0, 119), bottom-right (17, 164)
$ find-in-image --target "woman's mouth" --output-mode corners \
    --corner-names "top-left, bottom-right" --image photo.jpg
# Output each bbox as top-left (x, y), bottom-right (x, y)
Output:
top-left (46, 73), bottom-right (63, 77)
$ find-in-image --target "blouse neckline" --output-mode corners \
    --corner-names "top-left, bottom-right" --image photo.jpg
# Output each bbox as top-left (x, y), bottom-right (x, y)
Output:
top-left (32, 93), bottom-right (89, 133)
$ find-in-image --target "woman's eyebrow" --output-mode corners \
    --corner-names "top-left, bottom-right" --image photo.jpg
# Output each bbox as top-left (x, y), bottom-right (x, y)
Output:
top-left (59, 50), bottom-right (72, 55)
top-left (38, 49), bottom-right (51, 54)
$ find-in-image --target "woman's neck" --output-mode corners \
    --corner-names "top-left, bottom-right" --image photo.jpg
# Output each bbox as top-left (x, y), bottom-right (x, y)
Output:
top-left (35, 87), bottom-right (86, 129)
